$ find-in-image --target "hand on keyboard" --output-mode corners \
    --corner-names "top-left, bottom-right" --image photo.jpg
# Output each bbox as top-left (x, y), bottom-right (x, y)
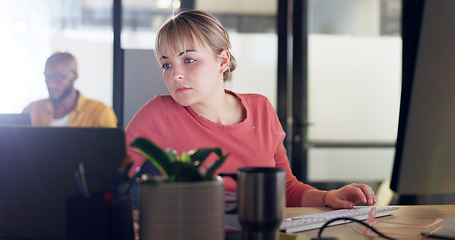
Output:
top-left (323, 183), bottom-right (376, 209)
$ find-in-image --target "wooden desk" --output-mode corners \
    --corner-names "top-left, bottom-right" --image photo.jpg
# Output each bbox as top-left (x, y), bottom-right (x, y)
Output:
top-left (286, 205), bottom-right (455, 240)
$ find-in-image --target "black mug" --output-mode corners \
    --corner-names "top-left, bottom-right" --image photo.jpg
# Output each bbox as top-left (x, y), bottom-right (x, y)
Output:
top-left (221, 167), bottom-right (286, 240)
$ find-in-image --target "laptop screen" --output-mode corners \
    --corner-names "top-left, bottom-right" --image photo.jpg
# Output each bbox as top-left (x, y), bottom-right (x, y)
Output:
top-left (0, 113), bottom-right (31, 126)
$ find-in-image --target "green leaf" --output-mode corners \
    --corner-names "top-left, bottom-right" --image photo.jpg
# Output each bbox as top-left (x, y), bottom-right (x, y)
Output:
top-left (171, 161), bottom-right (204, 182)
top-left (203, 153), bottom-right (229, 180)
top-left (190, 148), bottom-right (223, 169)
top-left (131, 138), bottom-right (172, 178)
top-left (180, 152), bottom-right (191, 163)
top-left (131, 138), bottom-right (229, 182)
top-left (164, 149), bottom-right (178, 162)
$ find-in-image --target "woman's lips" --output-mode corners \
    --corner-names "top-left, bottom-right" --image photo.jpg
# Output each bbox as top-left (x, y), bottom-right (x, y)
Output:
top-left (176, 86), bottom-right (191, 93)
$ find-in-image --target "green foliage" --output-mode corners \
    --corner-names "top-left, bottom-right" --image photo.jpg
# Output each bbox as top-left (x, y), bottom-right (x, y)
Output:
top-left (131, 137), bottom-right (229, 182)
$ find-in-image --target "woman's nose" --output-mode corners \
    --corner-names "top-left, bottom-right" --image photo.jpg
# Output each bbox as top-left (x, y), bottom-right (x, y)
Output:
top-left (171, 66), bottom-right (184, 81)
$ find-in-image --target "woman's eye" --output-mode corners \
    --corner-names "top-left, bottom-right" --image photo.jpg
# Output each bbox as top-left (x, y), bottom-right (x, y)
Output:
top-left (162, 63), bottom-right (171, 69)
top-left (184, 58), bottom-right (195, 64)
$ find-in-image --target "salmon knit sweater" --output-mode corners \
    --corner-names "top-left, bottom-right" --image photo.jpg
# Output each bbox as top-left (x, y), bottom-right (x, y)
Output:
top-left (125, 91), bottom-right (315, 207)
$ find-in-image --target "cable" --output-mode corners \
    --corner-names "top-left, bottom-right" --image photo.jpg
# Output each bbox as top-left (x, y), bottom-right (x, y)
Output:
top-left (316, 217), bottom-right (396, 240)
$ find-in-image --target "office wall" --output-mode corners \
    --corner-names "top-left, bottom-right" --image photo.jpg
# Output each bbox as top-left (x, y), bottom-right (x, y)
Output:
top-left (123, 49), bottom-right (168, 128)
top-left (308, 34), bottom-right (401, 182)
top-left (309, 34), bottom-right (401, 142)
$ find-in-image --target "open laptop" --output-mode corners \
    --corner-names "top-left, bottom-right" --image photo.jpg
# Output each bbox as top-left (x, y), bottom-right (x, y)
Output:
top-left (0, 113), bottom-right (31, 126)
top-left (0, 126), bottom-right (127, 240)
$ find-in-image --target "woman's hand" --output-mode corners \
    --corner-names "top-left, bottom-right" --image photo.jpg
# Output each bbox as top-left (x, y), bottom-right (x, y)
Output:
top-left (324, 183), bottom-right (376, 209)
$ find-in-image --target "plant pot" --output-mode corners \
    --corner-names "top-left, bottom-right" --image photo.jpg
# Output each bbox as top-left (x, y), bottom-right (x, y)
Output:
top-left (139, 179), bottom-right (225, 240)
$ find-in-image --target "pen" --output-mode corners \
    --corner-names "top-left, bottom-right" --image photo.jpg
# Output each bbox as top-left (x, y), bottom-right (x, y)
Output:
top-left (79, 163), bottom-right (90, 197)
top-left (74, 171), bottom-right (88, 198)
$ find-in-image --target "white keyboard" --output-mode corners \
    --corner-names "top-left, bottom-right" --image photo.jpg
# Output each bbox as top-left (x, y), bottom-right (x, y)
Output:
top-left (280, 206), bottom-right (399, 233)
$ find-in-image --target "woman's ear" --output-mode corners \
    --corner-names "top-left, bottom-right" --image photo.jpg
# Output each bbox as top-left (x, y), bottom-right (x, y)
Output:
top-left (218, 49), bottom-right (230, 73)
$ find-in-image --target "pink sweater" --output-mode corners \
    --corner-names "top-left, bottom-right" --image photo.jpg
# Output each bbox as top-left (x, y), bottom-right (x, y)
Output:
top-left (125, 91), bottom-right (315, 207)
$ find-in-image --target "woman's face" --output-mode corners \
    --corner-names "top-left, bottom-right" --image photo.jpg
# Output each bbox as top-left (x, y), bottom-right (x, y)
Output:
top-left (158, 42), bottom-right (228, 107)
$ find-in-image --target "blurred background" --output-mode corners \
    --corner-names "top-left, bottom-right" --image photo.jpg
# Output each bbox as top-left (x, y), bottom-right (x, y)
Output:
top-left (0, 0), bottom-right (402, 201)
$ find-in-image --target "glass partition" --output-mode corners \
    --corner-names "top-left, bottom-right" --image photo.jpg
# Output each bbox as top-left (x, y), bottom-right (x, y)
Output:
top-left (306, 0), bottom-right (401, 185)
top-left (0, 0), bottom-right (114, 113)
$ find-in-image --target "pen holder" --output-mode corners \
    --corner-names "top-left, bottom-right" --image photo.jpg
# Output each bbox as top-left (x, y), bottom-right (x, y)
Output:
top-left (66, 192), bottom-right (134, 240)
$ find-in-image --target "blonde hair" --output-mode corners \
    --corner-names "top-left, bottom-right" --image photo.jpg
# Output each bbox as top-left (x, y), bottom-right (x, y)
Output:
top-left (155, 10), bottom-right (237, 81)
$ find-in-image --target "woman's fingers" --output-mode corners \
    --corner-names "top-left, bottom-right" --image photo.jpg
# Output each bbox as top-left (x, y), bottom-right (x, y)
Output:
top-left (328, 183), bottom-right (377, 209)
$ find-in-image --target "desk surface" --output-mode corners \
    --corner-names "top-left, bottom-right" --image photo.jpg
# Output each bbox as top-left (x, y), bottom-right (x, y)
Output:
top-left (286, 205), bottom-right (455, 240)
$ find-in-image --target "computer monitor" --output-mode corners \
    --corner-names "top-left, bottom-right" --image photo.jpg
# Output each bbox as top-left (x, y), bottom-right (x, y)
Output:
top-left (0, 113), bottom-right (31, 126)
top-left (390, 0), bottom-right (455, 201)
top-left (0, 126), bottom-right (128, 240)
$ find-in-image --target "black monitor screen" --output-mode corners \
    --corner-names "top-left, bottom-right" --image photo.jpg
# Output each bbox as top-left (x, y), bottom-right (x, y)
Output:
top-left (391, 0), bottom-right (455, 195)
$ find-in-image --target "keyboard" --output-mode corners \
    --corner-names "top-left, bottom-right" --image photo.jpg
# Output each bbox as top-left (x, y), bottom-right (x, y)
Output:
top-left (280, 206), bottom-right (399, 233)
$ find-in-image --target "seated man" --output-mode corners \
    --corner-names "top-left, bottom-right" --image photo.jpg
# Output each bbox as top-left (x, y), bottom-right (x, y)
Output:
top-left (23, 51), bottom-right (117, 127)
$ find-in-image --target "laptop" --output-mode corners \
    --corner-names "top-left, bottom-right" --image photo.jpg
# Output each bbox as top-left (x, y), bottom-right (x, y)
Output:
top-left (0, 113), bottom-right (31, 126)
top-left (0, 126), bottom-right (127, 240)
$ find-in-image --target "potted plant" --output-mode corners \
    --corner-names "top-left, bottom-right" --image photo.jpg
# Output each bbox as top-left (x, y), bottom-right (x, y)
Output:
top-left (131, 137), bottom-right (229, 240)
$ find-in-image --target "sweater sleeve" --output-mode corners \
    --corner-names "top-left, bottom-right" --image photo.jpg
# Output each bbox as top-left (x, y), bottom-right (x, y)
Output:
top-left (268, 100), bottom-right (316, 207)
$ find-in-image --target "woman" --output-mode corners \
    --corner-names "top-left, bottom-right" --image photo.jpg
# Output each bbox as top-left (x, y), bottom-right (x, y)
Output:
top-left (125, 10), bottom-right (376, 208)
